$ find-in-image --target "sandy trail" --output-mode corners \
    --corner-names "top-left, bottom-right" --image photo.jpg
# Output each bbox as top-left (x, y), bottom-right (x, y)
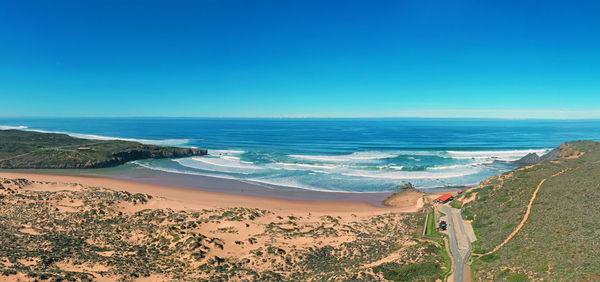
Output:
top-left (483, 168), bottom-right (569, 255)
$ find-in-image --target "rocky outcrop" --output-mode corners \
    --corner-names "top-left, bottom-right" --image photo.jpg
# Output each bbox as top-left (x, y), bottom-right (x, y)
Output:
top-left (512, 152), bottom-right (542, 166)
top-left (0, 130), bottom-right (207, 169)
top-left (84, 147), bottom-right (208, 168)
top-left (511, 144), bottom-right (572, 166)
top-left (0, 147), bottom-right (207, 169)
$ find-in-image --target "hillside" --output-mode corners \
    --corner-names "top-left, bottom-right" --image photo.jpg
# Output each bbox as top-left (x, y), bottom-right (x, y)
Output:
top-left (453, 141), bottom-right (600, 281)
top-left (0, 130), bottom-right (207, 169)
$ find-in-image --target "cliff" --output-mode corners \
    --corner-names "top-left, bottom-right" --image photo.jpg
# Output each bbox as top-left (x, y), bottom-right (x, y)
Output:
top-left (0, 129), bottom-right (207, 169)
top-left (511, 143), bottom-right (568, 166)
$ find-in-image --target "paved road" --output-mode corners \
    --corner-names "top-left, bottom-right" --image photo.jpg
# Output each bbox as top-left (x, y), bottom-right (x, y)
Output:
top-left (440, 205), bottom-right (472, 282)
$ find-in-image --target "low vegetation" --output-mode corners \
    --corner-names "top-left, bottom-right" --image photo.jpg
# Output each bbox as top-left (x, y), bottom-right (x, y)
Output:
top-left (0, 177), bottom-right (445, 281)
top-left (424, 209), bottom-right (442, 237)
top-left (455, 141), bottom-right (600, 281)
top-left (0, 129), bottom-right (206, 168)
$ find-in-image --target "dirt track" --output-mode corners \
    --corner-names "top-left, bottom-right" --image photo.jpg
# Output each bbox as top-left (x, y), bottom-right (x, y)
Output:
top-left (483, 168), bottom-right (569, 256)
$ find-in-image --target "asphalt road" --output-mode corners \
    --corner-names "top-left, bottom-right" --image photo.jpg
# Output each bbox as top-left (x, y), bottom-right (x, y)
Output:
top-left (440, 205), bottom-right (472, 282)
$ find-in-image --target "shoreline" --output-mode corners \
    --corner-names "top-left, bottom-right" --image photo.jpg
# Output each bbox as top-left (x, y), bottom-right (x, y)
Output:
top-left (1, 164), bottom-right (463, 207)
top-left (0, 171), bottom-right (433, 214)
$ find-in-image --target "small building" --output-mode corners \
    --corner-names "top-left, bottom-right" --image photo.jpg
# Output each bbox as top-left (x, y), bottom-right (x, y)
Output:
top-left (434, 193), bottom-right (454, 204)
top-left (77, 147), bottom-right (92, 151)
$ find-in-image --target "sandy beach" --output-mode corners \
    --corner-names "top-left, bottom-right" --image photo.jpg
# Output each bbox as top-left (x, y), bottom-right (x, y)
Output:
top-left (0, 172), bottom-right (425, 214)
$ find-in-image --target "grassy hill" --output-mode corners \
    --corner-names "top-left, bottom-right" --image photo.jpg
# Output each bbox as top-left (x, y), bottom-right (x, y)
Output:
top-left (452, 141), bottom-right (600, 281)
top-left (0, 130), bottom-right (207, 169)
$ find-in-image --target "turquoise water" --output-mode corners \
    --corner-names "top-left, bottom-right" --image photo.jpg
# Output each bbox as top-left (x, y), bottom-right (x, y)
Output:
top-left (1, 118), bottom-right (599, 192)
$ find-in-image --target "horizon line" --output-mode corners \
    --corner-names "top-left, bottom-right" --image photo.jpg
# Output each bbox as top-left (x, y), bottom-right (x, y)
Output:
top-left (2, 116), bottom-right (600, 120)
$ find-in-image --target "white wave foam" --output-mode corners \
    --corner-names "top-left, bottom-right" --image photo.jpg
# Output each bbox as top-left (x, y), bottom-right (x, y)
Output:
top-left (341, 168), bottom-right (480, 180)
top-left (133, 161), bottom-right (245, 179)
top-left (394, 151), bottom-right (447, 157)
top-left (272, 162), bottom-right (337, 170)
top-left (220, 155), bottom-right (241, 161)
top-left (0, 125), bottom-right (29, 130)
top-left (134, 161), bottom-right (342, 192)
top-left (428, 161), bottom-right (492, 170)
top-left (244, 177), bottom-right (386, 193)
top-left (446, 149), bottom-right (551, 161)
top-left (178, 157), bottom-right (339, 174)
top-left (179, 157), bottom-right (261, 171)
top-left (209, 149), bottom-right (245, 155)
top-left (290, 151), bottom-right (397, 163)
top-left (389, 166), bottom-right (404, 170)
top-left (245, 177), bottom-right (321, 191)
top-left (136, 160), bottom-right (480, 193)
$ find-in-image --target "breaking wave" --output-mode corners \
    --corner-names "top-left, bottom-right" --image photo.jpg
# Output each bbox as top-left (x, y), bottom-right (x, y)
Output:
top-left (289, 151), bottom-right (398, 163)
top-left (159, 147), bottom-right (545, 192)
top-left (2, 123), bottom-right (555, 192)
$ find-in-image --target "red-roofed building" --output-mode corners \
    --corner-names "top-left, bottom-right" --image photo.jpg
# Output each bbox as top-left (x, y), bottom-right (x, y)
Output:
top-left (434, 193), bottom-right (454, 204)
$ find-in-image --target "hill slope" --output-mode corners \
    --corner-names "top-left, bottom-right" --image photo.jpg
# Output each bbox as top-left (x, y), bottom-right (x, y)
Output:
top-left (453, 141), bottom-right (600, 281)
top-left (0, 130), bottom-right (207, 169)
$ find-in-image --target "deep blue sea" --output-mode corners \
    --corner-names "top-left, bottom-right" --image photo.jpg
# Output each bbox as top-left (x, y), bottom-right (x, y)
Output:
top-left (2, 118), bottom-right (599, 192)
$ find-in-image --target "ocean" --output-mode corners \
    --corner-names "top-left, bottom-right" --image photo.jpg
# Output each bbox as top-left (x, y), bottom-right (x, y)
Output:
top-left (2, 118), bottom-right (599, 193)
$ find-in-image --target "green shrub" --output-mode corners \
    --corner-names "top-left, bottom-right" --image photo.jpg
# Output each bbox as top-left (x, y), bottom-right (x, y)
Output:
top-left (507, 273), bottom-right (528, 282)
top-left (480, 253), bottom-right (499, 263)
top-left (380, 262), bottom-right (442, 281)
top-left (495, 269), bottom-right (510, 278)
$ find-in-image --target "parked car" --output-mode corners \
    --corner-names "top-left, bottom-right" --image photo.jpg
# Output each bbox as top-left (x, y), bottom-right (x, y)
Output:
top-left (439, 220), bottom-right (447, 231)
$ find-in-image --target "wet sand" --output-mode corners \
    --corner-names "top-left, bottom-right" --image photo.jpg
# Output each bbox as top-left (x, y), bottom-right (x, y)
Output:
top-left (1, 165), bottom-right (398, 206)
top-left (0, 171), bottom-right (429, 214)
top-left (1, 163), bottom-right (463, 210)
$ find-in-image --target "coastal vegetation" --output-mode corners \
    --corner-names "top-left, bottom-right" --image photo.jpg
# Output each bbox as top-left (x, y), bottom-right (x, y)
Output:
top-left (0, 176), bottom-right (446, 281)
top-left (424, 209), bottom-right (442, 237)
top-left (453, 141), bottom-right (600, 281)
top-left (0, 129), bottom-right (206, 169)
top-left (9, 132), bottom-right (600, 280)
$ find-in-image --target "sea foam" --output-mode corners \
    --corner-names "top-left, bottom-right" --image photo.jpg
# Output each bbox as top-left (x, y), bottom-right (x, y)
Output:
top-left (289, 151), bottom-right (397, 163)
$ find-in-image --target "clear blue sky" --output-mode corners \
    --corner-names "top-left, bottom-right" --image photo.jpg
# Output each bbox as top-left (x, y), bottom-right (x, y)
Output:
top-left (1, 0), bottom-right (599, 118)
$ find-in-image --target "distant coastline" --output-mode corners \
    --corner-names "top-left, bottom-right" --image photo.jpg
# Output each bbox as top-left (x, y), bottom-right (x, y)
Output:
top-left (0, 129), bottom-right (206, 169)
top-left (2, 118), bottom-right (589, 193)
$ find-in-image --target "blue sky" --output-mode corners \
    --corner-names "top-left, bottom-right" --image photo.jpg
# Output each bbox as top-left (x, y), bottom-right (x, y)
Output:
top-left (1, 0), bottom-right (599, 118)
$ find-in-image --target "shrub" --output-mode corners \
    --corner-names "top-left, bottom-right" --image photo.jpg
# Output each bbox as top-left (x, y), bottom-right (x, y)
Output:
top-left (507, 273), bottom-right (528, 282)
top-left (380, 262), bottom-right (442, 281)
top-left (480, 253), bottom-right (499, 263)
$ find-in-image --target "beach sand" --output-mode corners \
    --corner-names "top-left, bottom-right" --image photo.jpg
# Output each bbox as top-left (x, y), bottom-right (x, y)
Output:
top-left (0, 171), bottom-right (441, 280)
top-left (0, 172), bottom-right (423, 214)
